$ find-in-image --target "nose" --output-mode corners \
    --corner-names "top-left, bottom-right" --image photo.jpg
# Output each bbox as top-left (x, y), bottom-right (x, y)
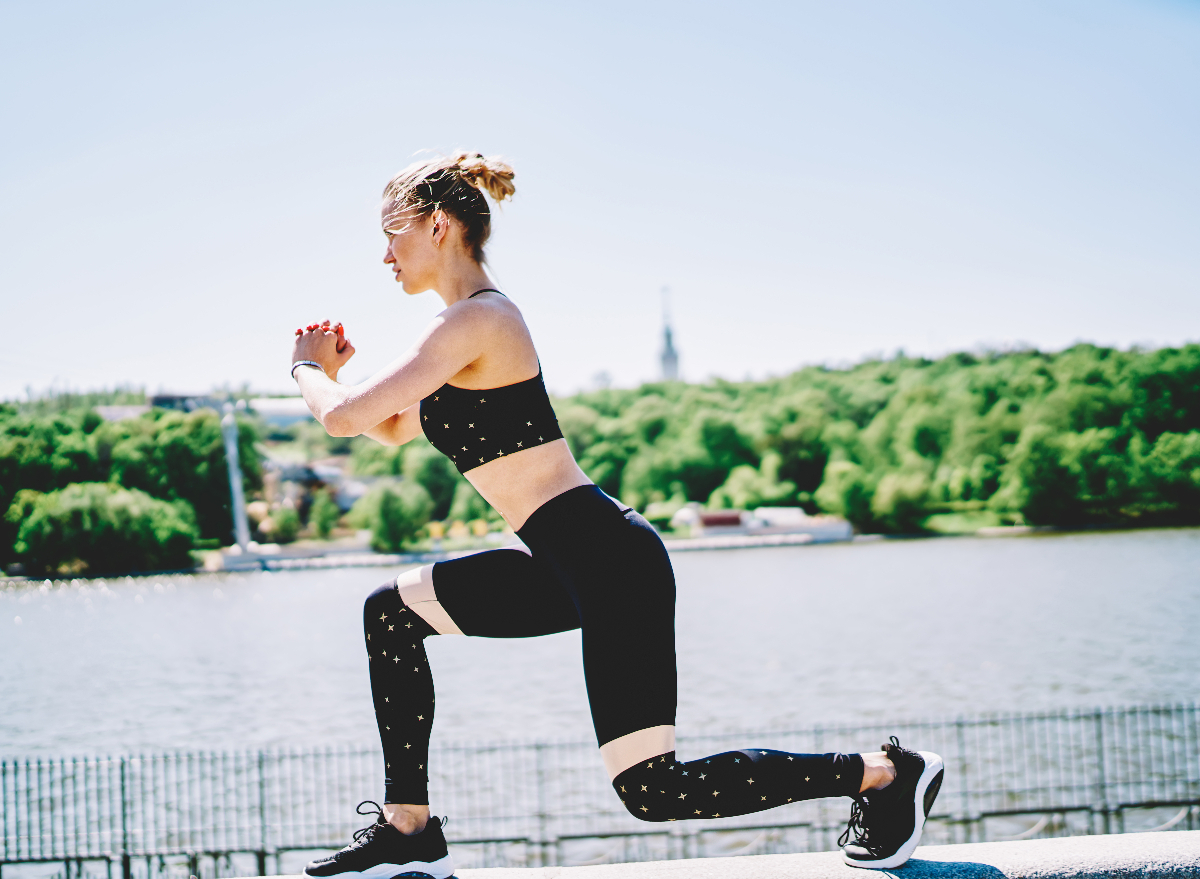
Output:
top-left (383, 244), bottom-right (395, 265)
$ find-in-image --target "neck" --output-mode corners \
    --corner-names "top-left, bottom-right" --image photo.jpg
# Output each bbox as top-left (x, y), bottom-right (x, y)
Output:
top-left (432, 258), bottom-right (495, 308)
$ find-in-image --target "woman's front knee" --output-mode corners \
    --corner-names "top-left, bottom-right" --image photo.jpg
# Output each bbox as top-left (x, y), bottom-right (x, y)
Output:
top-left (364, 580), bottom-right (401, 627)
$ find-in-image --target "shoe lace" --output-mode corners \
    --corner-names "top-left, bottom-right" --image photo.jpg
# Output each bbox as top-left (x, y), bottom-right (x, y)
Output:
top-left (838, 796), bottom-right (871, 848)
top-left (882, 735), bottom-right (905, 758)
top-left (349, 801), bottom-right (386, 847)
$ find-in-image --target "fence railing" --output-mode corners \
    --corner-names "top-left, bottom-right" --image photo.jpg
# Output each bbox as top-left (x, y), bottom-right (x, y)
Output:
top-left (3, 704), bottom-right (1198, 876)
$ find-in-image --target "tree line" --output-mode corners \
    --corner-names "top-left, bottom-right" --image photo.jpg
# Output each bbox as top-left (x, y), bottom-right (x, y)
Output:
top-left (4, 343), bottom-right (1198, 575)
top-left (1, 404), bottom-right (260, 575)
top-left (554, 343), bottom-right (1200, 532)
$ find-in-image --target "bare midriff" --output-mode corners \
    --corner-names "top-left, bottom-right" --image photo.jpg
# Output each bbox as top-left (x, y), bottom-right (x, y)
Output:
top-left (463, 438), bottom-right (595, 531)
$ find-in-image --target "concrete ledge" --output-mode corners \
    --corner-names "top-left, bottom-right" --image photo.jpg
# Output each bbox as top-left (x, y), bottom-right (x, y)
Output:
top-left (452, 832), bottom-right (1200, 878)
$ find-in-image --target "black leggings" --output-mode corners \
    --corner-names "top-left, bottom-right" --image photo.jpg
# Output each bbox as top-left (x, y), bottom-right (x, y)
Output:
top-left (363, 485), bottom-right (864, 820)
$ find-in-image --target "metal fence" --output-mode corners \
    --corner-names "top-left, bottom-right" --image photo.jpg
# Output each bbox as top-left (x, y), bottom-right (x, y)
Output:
top-left (3, 704), bottom-right (1198, 876)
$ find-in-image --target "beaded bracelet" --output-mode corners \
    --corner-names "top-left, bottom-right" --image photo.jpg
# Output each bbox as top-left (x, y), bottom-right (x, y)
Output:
top-left (291, 360), bottom-right (326, 380)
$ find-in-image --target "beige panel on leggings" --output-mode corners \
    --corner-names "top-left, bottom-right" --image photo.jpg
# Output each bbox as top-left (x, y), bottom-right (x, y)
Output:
top-left (599, 725), bottom-right (676, 780)
top-left (395, 566), bottom-right (464, 636)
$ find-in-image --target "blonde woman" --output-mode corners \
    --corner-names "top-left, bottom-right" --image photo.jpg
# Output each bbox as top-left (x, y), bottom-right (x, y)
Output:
top-left (289, 153), bottom-right (943, 875)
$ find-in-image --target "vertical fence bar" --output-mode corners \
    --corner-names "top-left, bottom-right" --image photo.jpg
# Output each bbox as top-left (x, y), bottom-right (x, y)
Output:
top-left (1093, 708), bottom-right (1109, 836)
top-left (954, 717), bottom-right (969, 843)
top-left (256, 751), bottom-right (267, 877)
top-left (119, 758), bottom-right (131, 879)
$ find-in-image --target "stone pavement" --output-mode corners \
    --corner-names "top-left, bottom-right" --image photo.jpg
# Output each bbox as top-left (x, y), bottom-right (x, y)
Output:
top-left (452, 832), bottom-right (1200, 879)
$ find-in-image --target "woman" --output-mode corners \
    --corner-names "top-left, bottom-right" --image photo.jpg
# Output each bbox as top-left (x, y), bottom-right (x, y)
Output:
top-left (289, 152), bottom-right (943, 874)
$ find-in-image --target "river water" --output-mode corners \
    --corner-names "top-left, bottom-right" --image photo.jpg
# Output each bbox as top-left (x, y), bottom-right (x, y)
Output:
top-left (2, 528), bottom-right (1198, 757)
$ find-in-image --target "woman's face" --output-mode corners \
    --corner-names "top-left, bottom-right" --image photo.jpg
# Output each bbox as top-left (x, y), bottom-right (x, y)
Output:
top-left (382, 211), bottom-right (439, 295)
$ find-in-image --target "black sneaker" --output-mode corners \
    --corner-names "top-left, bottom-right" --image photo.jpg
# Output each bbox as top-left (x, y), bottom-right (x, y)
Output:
top-left (840, 737), bottom-right (944, 869)
top-left (303, 802), bottom-right (454, 879)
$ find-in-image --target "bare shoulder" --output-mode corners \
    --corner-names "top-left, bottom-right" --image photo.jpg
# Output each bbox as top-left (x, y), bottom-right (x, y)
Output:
top-left (452, 291), bottom-right (531, 341)
top-left (446, 291), bottom-right (538, 384)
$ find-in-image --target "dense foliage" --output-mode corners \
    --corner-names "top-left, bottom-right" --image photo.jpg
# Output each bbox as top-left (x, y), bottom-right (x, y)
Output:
top-left (347, 481), bottom-right (435, 552)
top-left (4, 343), bottom-right (1197, 572)
top-left (7, 482), bottom-right (198, 575)
top-left (0, 405), bottom-right (261, 568)
top-left (554, 344), bottom-right (1200, 532)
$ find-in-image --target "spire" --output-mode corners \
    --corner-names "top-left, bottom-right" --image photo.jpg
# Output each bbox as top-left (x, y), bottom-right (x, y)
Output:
top-left (660, 286), bottom-right (679, 381)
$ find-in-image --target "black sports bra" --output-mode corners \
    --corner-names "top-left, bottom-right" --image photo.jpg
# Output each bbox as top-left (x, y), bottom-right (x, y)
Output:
top-left (419, 290), bottom-right (565, 474)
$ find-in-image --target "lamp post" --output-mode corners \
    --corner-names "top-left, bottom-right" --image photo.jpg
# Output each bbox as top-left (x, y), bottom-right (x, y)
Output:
top-left (221, 403), bottom-right (252, 551)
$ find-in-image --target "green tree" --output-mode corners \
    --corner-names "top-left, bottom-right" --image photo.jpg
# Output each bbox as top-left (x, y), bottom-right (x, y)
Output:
top-left (1138, 431), bottom-right (1200, 518)
top-left (9, 483), bottom-right (197, 576)
top-left (870, 471), bottom-right (932, 533)
top-left (447, 480), bottom-right (495, 523)
top-left (990, 425), bottom-right (1083, 526)
top-left (309, 489), bottom-right (341, 538)
top-left (269, 506), bottom-right (302, 544)
top-left (814, 461), bottom-right (875, 530)
top-left (708, 451), bottom-right (798, 509)
top-left (99, 409), bottom-right (262, 542)
top-left (349, 482), bottom-right (434, 552)
top-left (402, 441), bottom-right (460, 520)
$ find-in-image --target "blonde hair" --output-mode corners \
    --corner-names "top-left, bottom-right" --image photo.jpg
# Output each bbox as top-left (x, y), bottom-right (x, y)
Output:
top-left (381, 151), bottom-right (515, 262)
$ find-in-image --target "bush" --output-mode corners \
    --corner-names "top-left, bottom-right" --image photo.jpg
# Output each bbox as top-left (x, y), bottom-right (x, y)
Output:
top-left (100, 409), bottom-right (262, 542)
top-left (814, 460), bottom-right (875, 530)
top-left (309, 489), bottom-right (341, 538)
top-left (447, 480), bottom-right (495, 524)
top-left (707, 451), bottom-right (798, 509)
top-left (402, 441), bottom-right (460, 521)
top-left (268, 506), bottom-right (301, 544)
top-left (990, 425), bottom-right (1083, 526)
top-left (348, 481), bottom-right (434, 552)
top-left (870, 471), bottom-right (932, 533)
top-left (8, 482), bottom-right (198, 576)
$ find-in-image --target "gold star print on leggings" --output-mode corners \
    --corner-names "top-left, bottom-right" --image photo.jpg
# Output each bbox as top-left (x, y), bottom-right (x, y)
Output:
top-left (364, 580), bottom-right (438, 804)
top-left (612, 749), bottom-right (864, 821)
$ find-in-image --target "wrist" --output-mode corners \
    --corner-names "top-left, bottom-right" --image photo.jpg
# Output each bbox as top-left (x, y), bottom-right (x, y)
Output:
top-left (291, 360), bottom-right (326, 380)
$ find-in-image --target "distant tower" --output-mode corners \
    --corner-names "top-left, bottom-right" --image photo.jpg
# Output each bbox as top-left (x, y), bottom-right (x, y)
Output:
top-left (660, 286), bottom-right (679, 381)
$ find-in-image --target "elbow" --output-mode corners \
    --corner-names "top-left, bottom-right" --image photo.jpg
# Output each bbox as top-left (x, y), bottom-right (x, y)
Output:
top-left (323, 409), bottom-right (359, 437)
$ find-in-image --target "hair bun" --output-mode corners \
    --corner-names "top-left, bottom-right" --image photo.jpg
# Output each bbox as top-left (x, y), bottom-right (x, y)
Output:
top-left (453, 151), bottom-right (516, 203)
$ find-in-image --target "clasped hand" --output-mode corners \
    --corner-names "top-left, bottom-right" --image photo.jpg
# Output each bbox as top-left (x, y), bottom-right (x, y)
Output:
top-left (292, 319), bottom-right (356, 380)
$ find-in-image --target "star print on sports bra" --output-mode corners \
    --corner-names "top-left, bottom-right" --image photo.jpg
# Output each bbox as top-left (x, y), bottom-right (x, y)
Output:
top-left (419, 372), bottom-right (564, 473)
top-left (418, 290), bottom-right (564, 474)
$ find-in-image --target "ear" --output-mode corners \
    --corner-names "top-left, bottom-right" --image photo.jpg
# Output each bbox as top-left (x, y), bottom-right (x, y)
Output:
top-left (430, 209), bottom-right (448, 247)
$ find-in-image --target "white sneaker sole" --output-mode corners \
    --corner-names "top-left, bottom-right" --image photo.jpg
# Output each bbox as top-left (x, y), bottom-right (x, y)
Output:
top-left (304, 854), bottom-right (455, 879)
top-left (843, 750), bottom-right (944, 870)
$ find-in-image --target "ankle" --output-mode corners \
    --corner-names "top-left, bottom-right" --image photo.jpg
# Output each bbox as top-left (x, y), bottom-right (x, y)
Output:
top-left (382, 803), bottom-right (430, 835)
top-left (859, 752), bottom-right (897, 793)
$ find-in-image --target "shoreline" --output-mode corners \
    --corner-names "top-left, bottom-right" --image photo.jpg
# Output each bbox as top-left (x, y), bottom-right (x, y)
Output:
top-left (4, 523), bottom-right (1198, 584)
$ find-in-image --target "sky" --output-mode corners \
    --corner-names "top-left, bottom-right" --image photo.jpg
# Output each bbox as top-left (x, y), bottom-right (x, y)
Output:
top-left (2, 0), bottom-right (1198, 399)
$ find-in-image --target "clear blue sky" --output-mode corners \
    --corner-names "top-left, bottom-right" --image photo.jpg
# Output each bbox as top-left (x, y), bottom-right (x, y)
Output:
top-left (2, 0), bottom-right (1197, 399)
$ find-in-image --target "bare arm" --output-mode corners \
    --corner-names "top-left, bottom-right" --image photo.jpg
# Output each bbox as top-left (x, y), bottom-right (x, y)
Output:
top-left (292, 306), bottom-right (486, 439)
top-left (361, 403), bottom-right (422, 446)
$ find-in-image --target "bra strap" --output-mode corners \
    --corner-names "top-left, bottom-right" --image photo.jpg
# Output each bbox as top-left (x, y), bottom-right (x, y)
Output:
top-left (468, 288), bottom-right (506, 299)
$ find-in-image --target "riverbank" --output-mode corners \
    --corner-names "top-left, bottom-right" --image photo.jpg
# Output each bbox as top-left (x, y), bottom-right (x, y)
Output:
top-left (0, 521), bottom-right (1180, 581)
top-left (193, 521), bottom-right (1117, 573)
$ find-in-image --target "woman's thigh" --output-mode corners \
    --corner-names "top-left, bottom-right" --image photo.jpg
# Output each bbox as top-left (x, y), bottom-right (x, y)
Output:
top-left (571, 514), bottom-right (678, 747)
top-left (398, 548), bottom-right (581, 638)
